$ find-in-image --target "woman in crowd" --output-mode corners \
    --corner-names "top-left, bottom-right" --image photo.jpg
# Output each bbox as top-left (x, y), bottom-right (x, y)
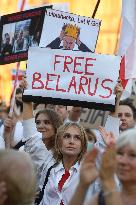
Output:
top-left (35, 109), bottom-right (63, 150)
top-left (23, 102), bottom-right (89, 205)
top-left (69, 128), bottom-right (136, 205)
top-left (22, 99), bottom-right (120, 205)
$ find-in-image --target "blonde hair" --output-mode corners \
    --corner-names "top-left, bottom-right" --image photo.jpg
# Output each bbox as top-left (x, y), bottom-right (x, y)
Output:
top-left (53, 122), bottom-right (87, 163)
top-left (117, 129), bottom-right (136, 152)
top-left (63, 24), bottom-right (80, 39)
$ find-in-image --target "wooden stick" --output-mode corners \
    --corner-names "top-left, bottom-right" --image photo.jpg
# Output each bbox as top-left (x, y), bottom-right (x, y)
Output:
top-left (92, 0), bottom-right (101, 18)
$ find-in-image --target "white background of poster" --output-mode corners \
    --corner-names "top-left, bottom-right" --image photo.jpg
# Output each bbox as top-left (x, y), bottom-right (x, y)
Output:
top-left (39, 9), bottom-right (101, 52)
top-left (24, 47), bottom-right (121, 106)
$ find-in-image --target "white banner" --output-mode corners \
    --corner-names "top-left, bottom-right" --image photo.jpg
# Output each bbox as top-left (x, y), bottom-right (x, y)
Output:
top-left (39, 9), bottom-right (101, 52)
top-left (24, 47), bottom-right (121, 110)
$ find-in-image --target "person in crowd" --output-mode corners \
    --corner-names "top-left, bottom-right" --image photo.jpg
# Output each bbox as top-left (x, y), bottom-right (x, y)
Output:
top-left (21, 79), bottom-right (122, 205)
top-left (34, 108), bottom-right (63, 150)
top-left (0, 149), bottom-right (36, 205)
top-left (33, 103), bottom-right (47, 116)
top-left (54, 105), bottom-right (68, 122)
top-left (69, 128), bottom-right (136, 205)
top-left (118, 98), bottom-right (136, 132)
top-left (1, 33), bottom-right (13, 55)
top-left (1, 87), bottom-right (24, 148)
top-left (47, 23), bottom-right (92, 52)
top-left (23, 110), bottom-right (89, 205)
top-left (65, 106), bottom-right (83, 124)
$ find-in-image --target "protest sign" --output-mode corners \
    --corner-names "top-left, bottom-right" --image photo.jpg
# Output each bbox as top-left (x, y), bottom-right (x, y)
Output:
top-left (80, 108), bottom-right (109, 129)
top-left (23, 47), bottom-right (121, 111)
top-left (0, 5), bottom-right (52, 65)
top-left (39, 9), bottom-right (101, 52)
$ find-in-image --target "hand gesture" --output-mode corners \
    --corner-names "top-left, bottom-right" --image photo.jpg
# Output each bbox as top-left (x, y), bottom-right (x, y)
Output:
top-left (80, 147), bottom-right (99, 188)
top-left (100, 145), bottom-right (116, 183)
top-left (59, 29), bottom-right (65, 41)
top-left (19, 77), bottom-right (27, 90)
top-left (98, 126), bottom-right (116, 147)
top-left (4, 116), bottom-right (15, 133)
top-left (114, 79), bottom-right (123, 101)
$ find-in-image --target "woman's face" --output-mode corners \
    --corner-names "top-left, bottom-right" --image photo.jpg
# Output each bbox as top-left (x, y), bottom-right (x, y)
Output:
top-left (35, 113), bottom-right (55, 139)
top-left (116, 144), bottom-right (136, 183)
top-left (60, 125), bottom-right (82, 158)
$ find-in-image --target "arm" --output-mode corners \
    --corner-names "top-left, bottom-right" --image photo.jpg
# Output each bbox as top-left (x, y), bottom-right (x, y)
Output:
top-left (76, 37), bottom-right (92, 52)
top-left (69, 148), bottom-right (99, 205)
top-left (110, 79), bottom-right (123, 118)
top-left (99, 146), bottom-right (123, 205)
top-left (3, 116), bottom-right (15, 148)
top-left (46, 37), bottom-right (61, 49)
top-left (22, 79), bottom-right (54, 174)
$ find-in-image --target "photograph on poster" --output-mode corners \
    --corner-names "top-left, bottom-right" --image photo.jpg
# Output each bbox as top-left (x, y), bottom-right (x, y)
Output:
top-left (0, 5), bottom-right (52, 65)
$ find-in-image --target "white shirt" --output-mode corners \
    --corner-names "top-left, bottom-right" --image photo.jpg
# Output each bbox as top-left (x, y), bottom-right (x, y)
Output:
top-left (22, 115), bottom-right (120, 205)
top-left (22, 119), bottom-right (99, 205)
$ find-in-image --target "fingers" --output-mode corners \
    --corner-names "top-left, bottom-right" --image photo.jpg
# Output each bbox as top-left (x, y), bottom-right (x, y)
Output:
top-left (83, 147), bottom-right (98, 163)
top-left (19, 78), bottom-right (27, 90)
top-left (0, 182), bottom-right (7, 205)
top-left (4, 117), bottom-right (13, 128)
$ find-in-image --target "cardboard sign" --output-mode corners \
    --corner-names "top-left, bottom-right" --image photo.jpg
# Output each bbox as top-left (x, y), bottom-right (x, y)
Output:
top-left (0, 6), bottom-right (52, 65)
top-left (39, 9), bottom-right (101, 52)
top-left (80, 108), bottom-right (109, 129)
top-left (23, 47), bottom-right (121, 111)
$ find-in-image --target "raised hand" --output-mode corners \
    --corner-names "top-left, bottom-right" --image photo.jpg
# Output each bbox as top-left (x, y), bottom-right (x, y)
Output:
top-left (80, 147), bottom-right (99, 188)
top-left (100, 145), bottom-right (116, 183)
top-left (114, 79), bottom-right (123, 101)
top-left (4, 116), bottom-right (15, 133)
top-left (98, 126), bottom-right (116, 147)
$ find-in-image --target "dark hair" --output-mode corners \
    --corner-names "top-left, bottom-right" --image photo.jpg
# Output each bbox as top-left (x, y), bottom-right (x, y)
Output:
top-left (33, 103), bottom-right (46, 111)
top-left (35, 108), bottom-right (63, 133)
top-left (119, 98), bottom-right (136, 119)
top-left (16, 87), bottom-right (23, 95)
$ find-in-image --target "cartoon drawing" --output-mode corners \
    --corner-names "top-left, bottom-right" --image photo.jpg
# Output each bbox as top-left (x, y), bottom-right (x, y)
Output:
top-left (46, 24), bottom-right (92, 52)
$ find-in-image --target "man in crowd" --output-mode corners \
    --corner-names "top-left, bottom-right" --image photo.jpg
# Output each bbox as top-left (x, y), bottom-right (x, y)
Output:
top-left (0, 149), bottom-right (36, 205)
top-left (118, 98), bottom-right (136, 132)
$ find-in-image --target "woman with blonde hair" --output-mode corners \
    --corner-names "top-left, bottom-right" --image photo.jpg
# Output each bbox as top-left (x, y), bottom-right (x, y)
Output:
top-left (23, 101), bottom-right (89, 205)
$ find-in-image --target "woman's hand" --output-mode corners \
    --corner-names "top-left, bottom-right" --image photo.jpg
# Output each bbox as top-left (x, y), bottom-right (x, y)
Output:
top-left (80, 148), bottom-right (99, 188)
top-left (100, 145), bottom-right (116, 186)
top-left (98, 126), bottom-right (116, 147)
top-left (0, 182), bottom-right (7, 205)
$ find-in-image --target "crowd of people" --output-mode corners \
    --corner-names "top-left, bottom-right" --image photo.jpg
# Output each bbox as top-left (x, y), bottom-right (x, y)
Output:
top-left (0, 79), bottom-right (136, 205)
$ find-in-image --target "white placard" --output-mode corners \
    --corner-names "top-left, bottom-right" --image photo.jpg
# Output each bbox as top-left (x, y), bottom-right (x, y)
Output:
top-left (39, 9), bottom-right (101, 52)
top-left (24, 47), bottom-right (121, 109)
